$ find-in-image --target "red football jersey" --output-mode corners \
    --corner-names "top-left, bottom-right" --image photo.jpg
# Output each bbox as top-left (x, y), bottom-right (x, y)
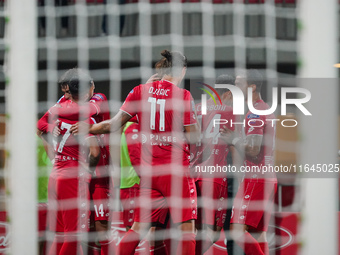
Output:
top-left (87, 93), bottom-right (111, 166)
top-left (53, 92), bottom-right (111, 161)
top-left (53, 101), bottom-right (95, 165)
top-left (55, 95), bottom-right (111, 178)
top-left (125, 123), bottom-right (141, 168)
top-left (37, 95), bottom-right (69, 133)
top-left (88, 93), bottom-right (110, 123)
top-left (192, 99), bottom-right (235, 184)
top-left (120, 80), bottom-right (197, 168)
top-left (38, 93), bottom-right (110, 133)
top-left (244, 99), bottom-right (276, 180)
top-left (90, 119), bottom-right (111, 179)
top-left (38, 93), bottom-right (111, 176)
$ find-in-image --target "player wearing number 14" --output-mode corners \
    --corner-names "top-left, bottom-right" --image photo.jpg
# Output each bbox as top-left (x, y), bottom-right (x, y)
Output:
top-left (118, 50), bottom-right (199, 254)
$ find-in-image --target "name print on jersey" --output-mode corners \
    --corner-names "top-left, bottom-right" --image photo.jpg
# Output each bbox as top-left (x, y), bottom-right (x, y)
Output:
top-left (148, 87), bottom-right (170, 96)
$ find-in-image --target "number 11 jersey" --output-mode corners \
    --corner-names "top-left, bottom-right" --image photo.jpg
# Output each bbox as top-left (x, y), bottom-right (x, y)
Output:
top-left (120, 80), bottom-right (197, 168)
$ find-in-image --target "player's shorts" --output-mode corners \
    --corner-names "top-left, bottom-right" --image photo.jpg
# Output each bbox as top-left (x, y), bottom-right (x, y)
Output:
top-left (121, 184), bottom-right (169, 228)
top-left (135, 172), bottom-right (197, 224)
top-left (120, 184), bottom-right (140, 227)
top-left (196, 180), bottom-right (228, 228)
top-left (230, 178), bottom-right (277, 232)
top-left (48, 164), bottom-right (91, 233)
top-left (89, 177), bottom-right (111, 222)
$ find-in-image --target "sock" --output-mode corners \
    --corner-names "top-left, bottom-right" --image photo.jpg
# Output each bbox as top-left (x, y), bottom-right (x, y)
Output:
top-left (196, 238), bottom-right (214, 255)
top-left (47, 240), bottom-right (63, 255)
top-left (59, 242), bottom-right (82, 255)
top-left (259, 242), bottom-right (269, 255)
top-left (195, 239), bottom-right (202, 255)
top-left (202, 238), bottom-right (214, 254)
top-left (151, 242), bottom-right (168, 255)
top-left (137, 240), bottom-right (150, 255)
top-left (235, 232), bottom-right (264, 255)
top-left (117, 229), bottom-right (140, 255)
top-left (99, 240), bottom-right (113, 255)
top-left (176, 233), bottom-right (196, 254)
top-left (47, 235), bottom-right (64, 255)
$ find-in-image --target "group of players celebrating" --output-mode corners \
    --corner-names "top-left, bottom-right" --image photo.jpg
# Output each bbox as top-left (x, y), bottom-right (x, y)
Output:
top-left (37, 49), bottom-right (277, 255)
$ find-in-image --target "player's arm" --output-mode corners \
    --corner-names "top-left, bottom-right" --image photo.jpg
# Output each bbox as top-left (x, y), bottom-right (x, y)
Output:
top-left (184, 123), bottom-right (201, 144)
top-left (85, 136), bottom-right (101, 173)
top-left (183, 93), bottom-right (201, 144)
top-left (37, 111), bottom-right (56, 134)
top-left (37, 112), bottom-right (59, 160)
top-left (36, 131), bottom-right (55, 161)
top-left (71, 85), bottom-right (140, 135)
top-left (230, 144), bottom-right (242, 168)
top-left (145, 73), bottom-right (160, 84)
top-left (50, 103), bottom-right (98, 120)
top-left (91, 110), bottom-right (131, 134)
top-left (70, 110), bottom-right (131, 135)
top-left (219, 127), bottom-right (262, 158)
top-left (37, 96), bottom-right (66, 133)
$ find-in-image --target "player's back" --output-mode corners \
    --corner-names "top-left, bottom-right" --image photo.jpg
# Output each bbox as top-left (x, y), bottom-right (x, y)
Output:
top-left (120, 80), bottom-right (196, 168)
top-left (90, 93), bottom-right (110, 123)
top-left (192, 99), bottom-right (234, 182)
top-left (139, 80), bottom-right (190, 133)
top-left (53, 102), bottom-right (92, 167)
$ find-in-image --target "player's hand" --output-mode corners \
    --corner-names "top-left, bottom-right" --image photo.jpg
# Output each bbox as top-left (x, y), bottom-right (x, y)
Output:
top-left (145, 74), bottom-right (160, 84)
top-left (36, 129), bottom-right (43, 137)
top-left (52, 120), bottom-right (61, 137)
top-left (70, 121), bottom-right (90, 135)
top-left (219, 126), bottom-right (235, 144)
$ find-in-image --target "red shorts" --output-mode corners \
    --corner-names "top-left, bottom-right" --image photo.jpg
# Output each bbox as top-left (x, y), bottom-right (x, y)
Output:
top-left (90, 177), bottom-right (111, 222)
top-left (121, 184), bottom-right (168, 227)
top-left (48, 165), bottom-right (90, 233)
top-left (135, 173), bottom-right (197, 224)
top-left (230, 179), bottom-right (277, 232)
top-left (196, 180), bottom-right (228, 228)
top-left (120, 184), bottom-right (140, 227)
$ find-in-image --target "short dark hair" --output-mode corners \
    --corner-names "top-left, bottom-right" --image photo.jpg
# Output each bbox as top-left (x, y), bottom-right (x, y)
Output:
top-left (215, 74), bottom-right (234, 95)
top-left (58, 68), bottom-right (93, 99)
top-left (155, 50), bottom-right (187, 78)
top-left (246, 69), bottom-right (263, 92)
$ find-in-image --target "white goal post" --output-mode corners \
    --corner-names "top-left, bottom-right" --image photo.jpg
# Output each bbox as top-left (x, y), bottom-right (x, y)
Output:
top-left (3, 0), bottom-right (340, 254)
top-left (299, 0), bottom-right (338, 254)
top-left (5, 0), bottom-right (38, 254)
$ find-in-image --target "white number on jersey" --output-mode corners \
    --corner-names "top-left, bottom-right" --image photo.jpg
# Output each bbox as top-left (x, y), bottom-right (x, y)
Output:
top-left (148, 97), bottom-right (166, 131)
top-left (204, 114), bottom-right (221, 144)
top-left (94, 204), bottom-right (104, 217)
top-left (57, 122), bottom-right (72, 153)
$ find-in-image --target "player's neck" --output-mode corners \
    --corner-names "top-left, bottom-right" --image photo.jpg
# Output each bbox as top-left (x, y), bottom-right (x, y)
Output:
top-left (71, 98), bottom-right (78, 104)
top-left (162, 75), bottom-right (180, 86)
top-left (252, 92), bottom-right (261, 103)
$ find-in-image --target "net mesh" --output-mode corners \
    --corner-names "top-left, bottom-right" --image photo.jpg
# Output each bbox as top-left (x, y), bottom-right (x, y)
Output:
top-left (0, 0), bottom-right (338, 254)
